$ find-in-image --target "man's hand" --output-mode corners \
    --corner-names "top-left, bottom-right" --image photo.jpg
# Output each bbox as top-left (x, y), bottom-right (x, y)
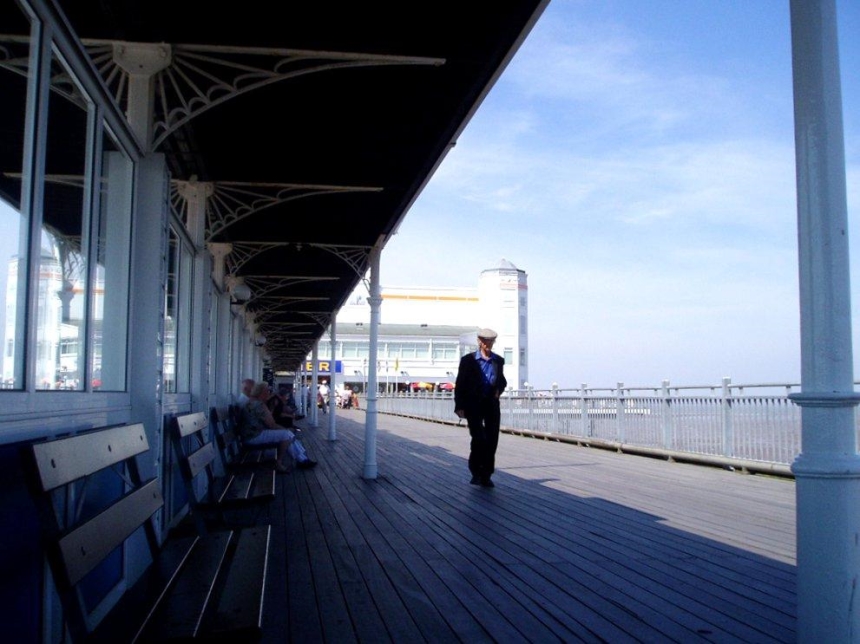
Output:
top-left (455, 409), bottom-right (465, 419)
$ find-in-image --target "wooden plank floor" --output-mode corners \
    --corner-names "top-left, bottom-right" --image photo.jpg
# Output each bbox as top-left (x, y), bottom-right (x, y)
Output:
top-left (256, 410), bottom-right (796, 643)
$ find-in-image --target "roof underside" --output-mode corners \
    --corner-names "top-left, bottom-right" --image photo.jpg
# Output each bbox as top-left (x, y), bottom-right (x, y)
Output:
top-left (1, 0), bottom-right (547, 370)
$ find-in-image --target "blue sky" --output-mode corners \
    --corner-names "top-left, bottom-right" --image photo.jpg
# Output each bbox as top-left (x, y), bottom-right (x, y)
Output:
top-left (381, 0), bottom-right (860, 390)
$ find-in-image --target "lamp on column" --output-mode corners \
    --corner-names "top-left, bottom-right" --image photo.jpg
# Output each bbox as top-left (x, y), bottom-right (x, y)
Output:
top-left (226, 275), bottom-right (252, 307)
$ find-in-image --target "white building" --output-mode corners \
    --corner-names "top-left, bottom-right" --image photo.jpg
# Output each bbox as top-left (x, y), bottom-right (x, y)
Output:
top-left (304, 259), bottom-right (529, 392)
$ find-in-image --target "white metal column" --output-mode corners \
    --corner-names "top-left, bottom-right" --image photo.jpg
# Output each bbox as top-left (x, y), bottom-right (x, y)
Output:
top-left (208, 243), bottom-right (232, 406)
top-left (113, 43), bottom-right (171, 152)
top-left (128, 154), bottom-right (169, 480)
top-left (363, 242), bottom-right (382, 479)
top-left (788, 1), bottom-right (860, 641)
top-left (299, 362), bottom-right (307, 416)
top-left (311, 343), bottom-right (320, 427)
top-left (328, 317), bottom-right (338, 441)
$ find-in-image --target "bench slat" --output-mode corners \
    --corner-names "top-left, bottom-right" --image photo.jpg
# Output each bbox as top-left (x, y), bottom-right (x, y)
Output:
top-left (185, 441), bottom-right (217, 479)
top-left (32, 423), bottom-right (149, 491)
top-left (59, 478), bottom-right (163, 586)
top-left (30, 419), bottom-right (272, 643)
top-left (220, 471), bottom-right (254, 503)
top-left (173, 412), bottom-right (276, 513)
top-left (241, 447), bottom-right (278, 466)
top-left (250, 469), bottom-right (277, 501)
top-left (140, 531), bottom-right (233, 641)
top-left (175, 412), bottom-right (209, 439)
top-left (209, 525), bottom-right (272, 636)
top-left (239, 450), bottom-right (260, 465)
top-left (89, 535), bottom-right (200, 644)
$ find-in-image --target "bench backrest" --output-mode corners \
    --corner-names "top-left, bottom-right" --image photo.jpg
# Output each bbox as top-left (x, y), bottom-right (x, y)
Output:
top-left (171, 411), bottom-right (223, 534)
top-left (211, 406), bottom-right (241, 467)
top-left (174, 411), bottom-right (217, 482)
top-left (26, 423), bottom-right (162, 641)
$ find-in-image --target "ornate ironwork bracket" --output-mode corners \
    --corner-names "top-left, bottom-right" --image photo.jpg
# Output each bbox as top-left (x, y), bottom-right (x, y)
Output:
top-left (81, 40), bottom-right (444, 150)
top-left (224, 240), bottom-right (371, 279)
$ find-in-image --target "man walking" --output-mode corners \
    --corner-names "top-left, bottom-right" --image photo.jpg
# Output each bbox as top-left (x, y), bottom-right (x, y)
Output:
top-left (454, 328), bottom-right (507, 488)
top-left (318, 379), bottom-right (330, 414)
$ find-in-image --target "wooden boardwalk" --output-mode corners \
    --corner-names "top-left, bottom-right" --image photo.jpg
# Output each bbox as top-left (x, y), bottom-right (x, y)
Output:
top-left (251, 410), bottom-right (796, 643)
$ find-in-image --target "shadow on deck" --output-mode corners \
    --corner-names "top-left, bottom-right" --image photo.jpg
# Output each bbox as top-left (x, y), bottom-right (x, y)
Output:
top-left (253, 411), bottom-right (796, 643)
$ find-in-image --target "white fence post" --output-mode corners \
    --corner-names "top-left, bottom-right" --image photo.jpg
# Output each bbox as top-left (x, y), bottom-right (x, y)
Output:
top-left (721, 377), bottom-right (734, 457)
top-left (380, 378), bottom-right (845, 468)
top-left (580, 383), bottom-right (590, 437)
top-left (661, 380), bottom-right (672, 450)
top-left (526, 384), bottom-right (534, 431)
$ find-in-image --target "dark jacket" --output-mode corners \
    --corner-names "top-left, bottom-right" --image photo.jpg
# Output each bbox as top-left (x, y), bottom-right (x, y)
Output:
top-left (454, 351), bottom-right (507, 414)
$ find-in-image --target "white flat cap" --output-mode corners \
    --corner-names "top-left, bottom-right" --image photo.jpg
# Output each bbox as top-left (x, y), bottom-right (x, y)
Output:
top-left (477, 328), bottom-right (498, 340)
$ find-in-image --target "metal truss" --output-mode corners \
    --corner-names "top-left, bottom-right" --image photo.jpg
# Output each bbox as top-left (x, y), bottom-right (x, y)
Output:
top-left (81, 40), bottom-right (444, 150)
top-left (240, 275), bottom-right (339, 301)
top-left (202, 181), bottom-right (383, 240)
top-left (295, 311), bottom-right (334, 330)
top-left (225, 239), bottom-right (372, 279)
top-left (253, 307), bottom-right (327, 325)
top-left (169, 182), bottom-right (189, 224)
top-left (0, 36), bottom-right (29, 76)
top-left (0, 35), bottom-right (86, 108)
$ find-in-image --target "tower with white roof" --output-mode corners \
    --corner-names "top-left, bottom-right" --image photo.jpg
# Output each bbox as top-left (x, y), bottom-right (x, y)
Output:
top-left (477, 259), bottom-right (528, 389)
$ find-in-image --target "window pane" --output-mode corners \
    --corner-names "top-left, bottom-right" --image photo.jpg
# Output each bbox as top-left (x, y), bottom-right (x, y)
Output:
top-left (342, 342), bottom-right (357, 358)
top-left (37, 52), bottom-right (90, 391)
top-left (208, 291), bottom-right (218, 396)
top-left (432, 344), bottom-right (457, 360)
top-left (163, 229), bottom-right (179, 393)
top-left (175, 240), bottom-right (192, 391)
top-left (92, 128), bottom-right (132, 391)
top-left (163, 227), bottom-right (193, 393)
top-left (0, 8), bottom-right (31, 390)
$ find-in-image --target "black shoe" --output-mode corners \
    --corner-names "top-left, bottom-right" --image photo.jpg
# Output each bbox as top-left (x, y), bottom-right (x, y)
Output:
top-left (297, 460), bottom-right (317, 470)
top-left (480, 478), bottom-right (495, 488)
top-left (469, 476), bottom-right (480, 485)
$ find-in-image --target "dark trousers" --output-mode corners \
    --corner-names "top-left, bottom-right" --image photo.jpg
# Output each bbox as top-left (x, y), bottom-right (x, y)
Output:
top-left (466, 397), bottom-right (501, 481)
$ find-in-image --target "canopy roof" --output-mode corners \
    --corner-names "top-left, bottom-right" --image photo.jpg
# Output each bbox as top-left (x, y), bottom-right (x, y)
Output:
top-left (6, 0), bottom-right (547, 370)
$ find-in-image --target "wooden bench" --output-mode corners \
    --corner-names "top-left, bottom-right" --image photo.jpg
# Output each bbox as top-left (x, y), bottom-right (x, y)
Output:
top-left (213, 406), bottom-right (277, 469)
top-left (24, 423), bottom-right (271, 642)
top-left (171, 412), bottom-right (276, 528)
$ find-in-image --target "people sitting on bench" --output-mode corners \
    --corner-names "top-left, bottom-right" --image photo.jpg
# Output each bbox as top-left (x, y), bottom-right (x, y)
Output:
top-left (237, 377), bottom-right (254, 405)
top-left (267, 383), bottom-right (298, 427)
top-left (243, 382), bottom-right (317, 472)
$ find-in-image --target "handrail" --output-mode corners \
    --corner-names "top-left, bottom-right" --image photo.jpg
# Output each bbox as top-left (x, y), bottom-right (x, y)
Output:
top-left (375, 378), bottom-right (860, 470)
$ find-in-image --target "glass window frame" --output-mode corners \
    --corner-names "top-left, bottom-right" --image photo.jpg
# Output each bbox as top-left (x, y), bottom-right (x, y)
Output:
top-left (2, 1), bottom-right (140, 402)
top-left (163, 218), bottom-right (194, 394)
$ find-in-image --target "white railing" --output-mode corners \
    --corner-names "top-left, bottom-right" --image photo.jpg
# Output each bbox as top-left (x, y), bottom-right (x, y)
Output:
top-left (374, 378), bottom-right (855, 472)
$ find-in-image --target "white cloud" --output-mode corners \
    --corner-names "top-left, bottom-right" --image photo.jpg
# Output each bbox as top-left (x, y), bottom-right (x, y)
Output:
top-left (383, 1), bottom-right (858, 388)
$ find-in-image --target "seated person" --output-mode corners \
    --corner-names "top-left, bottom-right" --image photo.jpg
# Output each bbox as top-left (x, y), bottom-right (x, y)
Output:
top-left (242, 382), bottom-right (317, 472)
top-left (237, 377), bottom-right (254, 404)
top-left (267, 384), bottom-right (296, 427)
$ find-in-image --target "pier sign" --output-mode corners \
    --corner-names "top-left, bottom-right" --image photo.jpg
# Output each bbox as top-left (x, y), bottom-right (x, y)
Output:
top-left (304, 360), bottom-right (343, 375)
